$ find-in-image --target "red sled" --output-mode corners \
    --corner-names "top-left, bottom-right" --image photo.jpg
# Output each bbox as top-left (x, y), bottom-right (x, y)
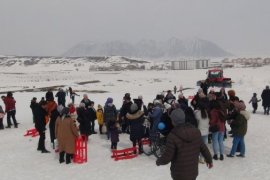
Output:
top-left (24, 128), bottom-right (39, 137)
top-left (73, 135), bottom-right (88, 164)
top-left (111, 147), bottom-right (138, 161)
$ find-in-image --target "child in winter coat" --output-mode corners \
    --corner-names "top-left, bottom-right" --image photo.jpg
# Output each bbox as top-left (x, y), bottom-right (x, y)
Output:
top-left (249, 93), bottom-right (261, 113)
top-left (0, 105), bottom-right (5, 129)
top-left (109, 120), bottom-right (119, 150)
top-left (96, 104), bottom-right (104, 134)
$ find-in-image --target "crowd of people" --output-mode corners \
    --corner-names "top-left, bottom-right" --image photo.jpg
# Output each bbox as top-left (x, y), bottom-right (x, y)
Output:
top-left (0, 85), bottom-right (270, 178)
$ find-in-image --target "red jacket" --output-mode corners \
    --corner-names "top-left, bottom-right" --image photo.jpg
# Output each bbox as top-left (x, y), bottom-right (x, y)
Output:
top-left (209, 109), bottom-right (225, 132)
top-left (3, 97), bottom-right (16, 112)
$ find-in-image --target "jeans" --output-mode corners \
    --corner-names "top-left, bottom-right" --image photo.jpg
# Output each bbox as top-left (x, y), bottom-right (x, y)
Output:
top-left (200, 135), bottom-right (208, 159)
top-left (7, 110), bottom-right (17, 126)
top-left (212, 132), bottom-right (224, 155)
top-left (202, 135), bottom-right (208, 144)
top-left (230, 136), bottom-right (245, 156)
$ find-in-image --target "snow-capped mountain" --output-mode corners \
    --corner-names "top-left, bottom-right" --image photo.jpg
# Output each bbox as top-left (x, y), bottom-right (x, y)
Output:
top-left (63, 38), bottom-right (232, 58)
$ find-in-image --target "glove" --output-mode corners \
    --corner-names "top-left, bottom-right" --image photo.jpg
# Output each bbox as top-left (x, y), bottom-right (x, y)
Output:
top-left (207, 163), bottom-right (213, 169)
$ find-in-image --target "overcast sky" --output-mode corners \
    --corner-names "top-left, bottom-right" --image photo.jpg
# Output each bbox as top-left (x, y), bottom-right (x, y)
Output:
top-left (0, 0), bottom-right (269, 56)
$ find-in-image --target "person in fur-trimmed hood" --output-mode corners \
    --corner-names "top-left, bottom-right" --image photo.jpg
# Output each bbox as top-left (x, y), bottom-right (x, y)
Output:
top-left (227, 100), bottom-right (249, 158)
top-left (126, 103), bottom-right (145, 154)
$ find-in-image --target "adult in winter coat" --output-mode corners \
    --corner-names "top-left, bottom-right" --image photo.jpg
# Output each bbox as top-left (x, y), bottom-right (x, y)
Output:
top-left (81, 94), bottom-right (91, 108)
top-left (261, 85), bottom-right (270, 115)
top-left (45, 89), bottom-right (54, 101)
top-left (76, 103), bottom-right (91, 137)
top-left (126, 103), bottom-right (145, 154)
top-left (177, 93), bottom-right (188, 111)
top-left (104, 98), bottom-right (118, 139)
top-left (55, 107), bottom-right (79, 164)
top-left (49, 105), bottom-right (61, 149)
top-left (55, 88), bottom-right (66, 107)
top-left (148, 100), bottom-right (163, 132)
top-left (30, 97), bottom-right (39, 123)
top-left (33, 101), bottom-right (50, 153)
top-left (164, 90), bottom-right (176, 103)
top-left (87, 101), bottom-right (97, 134)
top-left (194, 104), bottom-right (210, 163)
top-left (120, 95), bottom-right (132, 133)
top-left (209, 100), bottom-right (226, 160)
top-left (2, 92), bottom-right (18, 128)
top-left (156, 109), bottom-right (213, 180)
top-left (227, 103), bottom-right (249, 158)
top-left (96, 104), bottom-right (104, 134)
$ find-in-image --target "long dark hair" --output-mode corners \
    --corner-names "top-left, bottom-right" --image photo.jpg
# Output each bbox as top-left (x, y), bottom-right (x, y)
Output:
top-left (198, 103), bottom-right (208, 119)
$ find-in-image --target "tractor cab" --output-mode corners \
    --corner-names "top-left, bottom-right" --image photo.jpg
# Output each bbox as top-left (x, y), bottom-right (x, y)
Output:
top-left (207, 69), bottom-right (223, 80)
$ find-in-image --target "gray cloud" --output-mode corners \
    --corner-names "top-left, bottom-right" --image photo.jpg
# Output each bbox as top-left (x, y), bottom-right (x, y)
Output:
top-left (0, 0), bottom-right (269, 56)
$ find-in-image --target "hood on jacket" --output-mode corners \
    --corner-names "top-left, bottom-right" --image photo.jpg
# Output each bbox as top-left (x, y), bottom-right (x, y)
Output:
top-left (126, 110), bottom-right (144, 120)
top-left (240, 110), bottom-right (250, 121)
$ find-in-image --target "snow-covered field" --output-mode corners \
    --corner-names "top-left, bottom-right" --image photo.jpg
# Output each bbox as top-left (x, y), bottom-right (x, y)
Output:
top-left (0, 65), bottom-right (270, 180)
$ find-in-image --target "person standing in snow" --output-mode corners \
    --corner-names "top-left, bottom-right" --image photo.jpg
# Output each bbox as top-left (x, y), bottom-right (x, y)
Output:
top-left (33, 101), bottom-right (50, 153)
top-left (81, 94), bottom-right (91, 108)
top-left (70, 91), bottom-right (79, 104)
top-left (194, 104), bottom-right (210, 163)
top-left (0, 105), bottom-right (5, 130)
top-left (249, 93), bottom-right (261, 114)
top-left (227, 101), bottom-right (250, 158)
top-left (45, 89), bottom-right (54, 102)
top-left (87, 101), bottom-right (97, 134)
top-left (30, 97), bottom-right (39, 123)
top-left (76, 103), bottom-right (91, 139)
top-left (126, 103), bottom-right (145, 154)
top-left (1, 92), bottom-right (18, 128)
top-left (261, 85), bottom-right (270, 115)
top-left (55, 107), bottom-right (79, 164)
top-left (96, 104), bottom-right (104, 134)
top-left (120, 93), bottom-right (133, 133)
top-left (209, 100), bottom-right (225, 161)
top-left (55, 88), bottom-right (66, 107)
top-left (156, 109), bottom-right (213, 180)
top-left (173, 86), bottom-right (177, 94)
top-left (104, 98), bottom-right (118, 140)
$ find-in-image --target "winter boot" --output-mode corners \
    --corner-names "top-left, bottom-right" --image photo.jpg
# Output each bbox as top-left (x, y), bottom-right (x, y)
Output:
top-left (226, 154), bottom-right (234, 158)
top-left (213, 154), bottom-right (218, 160)
top-left (0, 119), bottom-right (4, 130)
top-left (220, 154), bottom-right (224, 161)
top-left (59, 152), bottom-right (65, 163)
top-left (66, 154), bottom-right (72, 164)
top-left (41, 149), bottom-right (50, 153)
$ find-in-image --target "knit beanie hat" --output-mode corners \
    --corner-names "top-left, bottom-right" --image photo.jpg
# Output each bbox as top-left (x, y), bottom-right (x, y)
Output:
top-left (130, 103), bottom-right (138, 113)
top-left (170, 109), bottom-right (186, 126)
top-left (106, 97), bottom-right (113, 104)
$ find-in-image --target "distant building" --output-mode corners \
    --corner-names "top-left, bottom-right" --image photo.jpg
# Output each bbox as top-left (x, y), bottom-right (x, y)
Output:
top-left (171, 59), bottom-right (209, 70)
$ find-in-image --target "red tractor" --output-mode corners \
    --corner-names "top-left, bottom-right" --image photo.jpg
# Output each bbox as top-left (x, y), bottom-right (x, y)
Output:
top-left (197, 69), bottom-right (232, 88)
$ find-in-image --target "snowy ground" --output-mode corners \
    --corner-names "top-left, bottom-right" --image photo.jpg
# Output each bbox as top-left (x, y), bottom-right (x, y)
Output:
top-left (0, 66), bottom-right (270, 180)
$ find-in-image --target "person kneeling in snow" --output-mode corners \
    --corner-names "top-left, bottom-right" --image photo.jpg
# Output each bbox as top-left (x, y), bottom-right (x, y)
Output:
top-left (156, 109), bottom-right (213, 180)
